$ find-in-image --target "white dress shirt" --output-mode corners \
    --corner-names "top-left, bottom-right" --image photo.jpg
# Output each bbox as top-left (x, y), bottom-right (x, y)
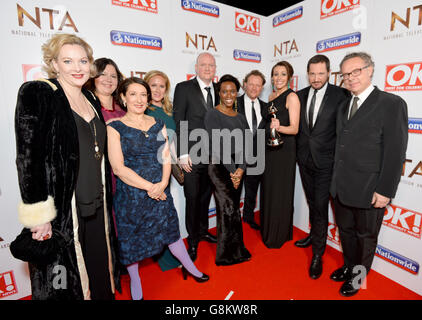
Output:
top-left (196, 76), bottom-right (215, 106)
top-left (306, 82), bottom-right (328, 127)
top-left (244, 94), bottom-right (262, 132)
top-left (348, 84), bottom-right (375, 119)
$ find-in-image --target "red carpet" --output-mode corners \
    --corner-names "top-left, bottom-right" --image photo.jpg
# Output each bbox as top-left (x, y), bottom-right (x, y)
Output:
top-left (115, 223), bottom-right (421, 301)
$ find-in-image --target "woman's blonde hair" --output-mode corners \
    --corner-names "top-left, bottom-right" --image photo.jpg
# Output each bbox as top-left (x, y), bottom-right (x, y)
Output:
top-left (144, 70), bottom-right (173, 116)
top-left (41, 33), bottom-right (96, 78)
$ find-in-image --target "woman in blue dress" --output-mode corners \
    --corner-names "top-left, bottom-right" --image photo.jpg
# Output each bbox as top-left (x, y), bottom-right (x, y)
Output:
top-left (107, 77), bottom-right (209, 300)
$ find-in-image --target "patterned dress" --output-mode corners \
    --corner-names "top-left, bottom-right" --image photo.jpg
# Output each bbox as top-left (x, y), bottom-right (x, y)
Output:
top-left (108, 118), bottom-right (180, 265)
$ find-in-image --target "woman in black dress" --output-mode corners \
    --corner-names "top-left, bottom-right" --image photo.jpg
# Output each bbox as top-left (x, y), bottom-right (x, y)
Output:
top-left (260, 61), bottom-right (300, 248)
top-left (204, 74), bottom-right (251, 266)
top-left (14, 33), bottom-right (120, 299)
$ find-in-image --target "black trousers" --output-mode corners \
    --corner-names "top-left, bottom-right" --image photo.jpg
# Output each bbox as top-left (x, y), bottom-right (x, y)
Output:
top-left (242, 172), bottom-right (262, 222)
top-left (183, 162), bottom-right (213, 247)
top-left (298, 155), bottom-right (332, 256)
top-left (333, 197), bottom-right (384, 273)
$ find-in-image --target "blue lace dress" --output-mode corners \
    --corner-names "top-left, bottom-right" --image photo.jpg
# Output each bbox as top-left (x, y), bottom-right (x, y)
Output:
top-left (108, 118), bottom-right (180, 266)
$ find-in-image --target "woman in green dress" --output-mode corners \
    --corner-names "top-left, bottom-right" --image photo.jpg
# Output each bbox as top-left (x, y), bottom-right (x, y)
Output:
top-left (144, 70), bottom-right (180, 271)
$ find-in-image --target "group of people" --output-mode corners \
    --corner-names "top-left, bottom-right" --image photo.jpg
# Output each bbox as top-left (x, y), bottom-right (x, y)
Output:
top-left (14, 32), bottom-right (407, 300)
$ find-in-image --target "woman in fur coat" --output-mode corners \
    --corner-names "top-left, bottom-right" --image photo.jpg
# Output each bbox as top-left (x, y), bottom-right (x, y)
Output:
top-left (14, 33), bottom-right (120, 300)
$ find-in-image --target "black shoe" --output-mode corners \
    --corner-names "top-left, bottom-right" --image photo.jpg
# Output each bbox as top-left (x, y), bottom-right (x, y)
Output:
top-left (181, 267), bottom-right (209, 283)
top-left (200, 232), bottom-right (217, 243)
top-left (294, 235), bottom-right (312, 248)
top-left (330, 265), bottom-right (352, 282)
top-left (187, 244), bottom-right (197, 262)
top-left (339, 278), bottom-right (360, 297)
top-left (309, 255), bottom-right (323, 280)
top-left (244, 219), bottom-right (260, 230)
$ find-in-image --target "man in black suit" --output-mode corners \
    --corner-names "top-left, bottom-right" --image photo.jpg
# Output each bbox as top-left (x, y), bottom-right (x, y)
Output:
top-left (236, 70), bottom-right (267, 230)
top-left (173, 52), bottom-right (219, 261)
top-left (330, 52), bottom-right (408, 297)
top-left (295, 55), bottom-right (350, 280)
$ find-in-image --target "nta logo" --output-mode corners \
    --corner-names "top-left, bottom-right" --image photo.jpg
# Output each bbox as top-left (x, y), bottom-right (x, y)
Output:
top-left (186, 32), bottom-right (217, 51)
top-left (320, 0), bottom-right (360, 20)
top-left (385, 62), bottom-right (422, 91)
top-left (274, 39), bottom-right (299, 57)
top-left (235, 12), bottom-right (260, 36)
top-left (17, 3), bottom-right (78, 32)
top-left (390, 4), bottom-right (422, 31)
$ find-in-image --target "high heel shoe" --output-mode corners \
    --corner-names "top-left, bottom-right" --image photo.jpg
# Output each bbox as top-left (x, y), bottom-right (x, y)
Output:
top-left (181, 267), bottom-right (209, 283)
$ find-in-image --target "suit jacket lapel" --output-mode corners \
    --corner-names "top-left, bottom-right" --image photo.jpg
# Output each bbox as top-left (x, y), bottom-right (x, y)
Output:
top-left (193, 78), bottom-right (208, 111)
top-left (346, 87), bottom-right (380, 125)
top-left (313, 84), bottom-right (330, 129)
top-left (301, 87), bottom-right (311, 133)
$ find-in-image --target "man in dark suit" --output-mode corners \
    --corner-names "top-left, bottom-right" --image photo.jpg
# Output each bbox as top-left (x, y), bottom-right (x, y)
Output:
top-left (236, 70), bottom-right (267, 230)
top-left (173, 52), bottom-right (219, 261)
top-left (295, 55), bottom-right (350, 280)
top-left (330, 52), bottom-right (408, 297)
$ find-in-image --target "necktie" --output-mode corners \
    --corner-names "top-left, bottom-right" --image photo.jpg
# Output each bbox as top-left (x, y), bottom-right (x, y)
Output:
top-left (349, 96), bottom-right (359, 119)
top-left (251, 101), bottom-right (257, 136)
top-left (205, 86), bottom-right (213, 109)
top-left (308, 89), bottom-right (317, 130)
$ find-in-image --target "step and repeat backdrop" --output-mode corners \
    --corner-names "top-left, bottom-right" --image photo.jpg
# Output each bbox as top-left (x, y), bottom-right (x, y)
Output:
top-left (0, 0), bottom-right (420, 299)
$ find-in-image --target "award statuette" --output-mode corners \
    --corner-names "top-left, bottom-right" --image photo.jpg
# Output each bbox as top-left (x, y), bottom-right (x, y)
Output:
top-left (267, 102), bottom-right (283, 146)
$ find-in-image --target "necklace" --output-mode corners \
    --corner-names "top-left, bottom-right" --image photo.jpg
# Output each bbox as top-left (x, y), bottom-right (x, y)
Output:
top-left (60, 81), bottom-right (102, 160)
top-left (90, 119), bottom-right (102, 160)
top-left (124, 115), bottom-right (150, 138)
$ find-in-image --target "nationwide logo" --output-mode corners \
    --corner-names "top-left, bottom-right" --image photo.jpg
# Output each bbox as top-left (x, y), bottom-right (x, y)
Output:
top-left (375, 245), bottom-right (419, 275)
top-left (385, 62), bottom-right (422, 91)
top-left (110, 30), bottom-right (162, 50)
top-left (181, 0), bottom-right (219, 18)
top-left (111, 0), bottom-right (158, 14)
top-left (0, 271), bottom-right (18, 298)
top-left (235, 12), bottom-right (260, 36)
top-left (320, 0), bottom-right (360, 20)
top-left (384, 204), bottom-right (422, 239)
top-left (273, 6), bottom-right (303, 27)
top-left (233, 50), bottom-right (261, 63)
top-left (316, 31), bottom-right (361, 53)
top-left (409, 118), bottom-right (422, 134)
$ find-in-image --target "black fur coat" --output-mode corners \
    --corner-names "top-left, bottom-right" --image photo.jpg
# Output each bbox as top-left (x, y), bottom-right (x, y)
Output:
top-left (15, 78), bottom-right (121, 300)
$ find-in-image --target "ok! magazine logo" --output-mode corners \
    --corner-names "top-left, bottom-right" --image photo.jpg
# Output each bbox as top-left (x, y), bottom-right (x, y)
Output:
top-left (320, 0), bottom-right (360, 19)
top-left (111, 0), bottom-right (158, 14)
top-left (383, 204), bottom-right (422, 239)
top-left (385, 61), bottom-right (422, 91)
top-left (235, 12), bottom-right (260, 36)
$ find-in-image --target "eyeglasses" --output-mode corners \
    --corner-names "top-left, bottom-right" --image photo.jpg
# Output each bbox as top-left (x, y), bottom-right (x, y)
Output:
top-left (340, 65), bottom-right (370, 80)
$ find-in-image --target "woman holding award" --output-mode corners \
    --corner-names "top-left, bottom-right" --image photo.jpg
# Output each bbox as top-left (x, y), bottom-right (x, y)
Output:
top-left (260, 61), bottom-right (300, 249)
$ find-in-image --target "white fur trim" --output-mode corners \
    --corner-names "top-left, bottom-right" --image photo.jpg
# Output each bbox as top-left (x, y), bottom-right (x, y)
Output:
top-left (18, 196), bottom-right (57, 228)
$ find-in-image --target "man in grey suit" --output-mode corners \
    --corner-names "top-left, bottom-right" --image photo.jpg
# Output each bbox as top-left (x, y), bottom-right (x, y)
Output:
top-left (329, 52), bottom-right (408, 297)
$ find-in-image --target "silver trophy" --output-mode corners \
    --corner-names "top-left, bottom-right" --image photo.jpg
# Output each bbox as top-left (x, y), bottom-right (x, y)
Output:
top-left (267, 102), bottom-right (283, 146)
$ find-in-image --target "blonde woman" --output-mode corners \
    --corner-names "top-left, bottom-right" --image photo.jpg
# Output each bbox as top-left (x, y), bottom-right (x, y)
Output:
top-left (14, 33), bottom-right (120, 300)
